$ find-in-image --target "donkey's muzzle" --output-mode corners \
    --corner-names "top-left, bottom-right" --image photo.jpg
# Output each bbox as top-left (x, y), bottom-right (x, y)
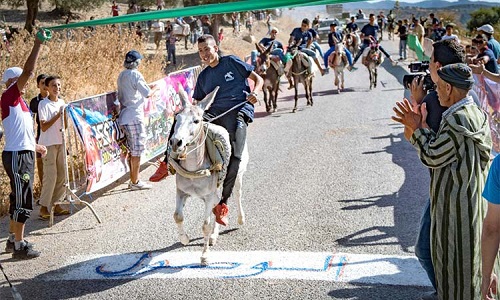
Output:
top-left (169, 138), bottom-right (184, 153)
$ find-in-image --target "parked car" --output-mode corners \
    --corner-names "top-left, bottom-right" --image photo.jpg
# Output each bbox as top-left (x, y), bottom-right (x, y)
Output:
top-left (315, 18), bottom-right (341, 42)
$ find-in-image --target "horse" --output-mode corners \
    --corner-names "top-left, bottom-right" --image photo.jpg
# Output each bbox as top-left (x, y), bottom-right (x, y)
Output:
top-left (345, 32), bottom-right (359, 57)
top-left (255, 42), bottom-right (283, 113)
top-left (362, 42), bottom-right (383, 89)
top-left (168, 86), bottom-right (248, 265)
top-left (328, 43), bottom-right (348, 93)
top-left (288, 45), bottom-right (314, 113)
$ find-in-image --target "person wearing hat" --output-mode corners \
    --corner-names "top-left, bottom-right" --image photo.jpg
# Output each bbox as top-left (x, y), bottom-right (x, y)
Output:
top-left (257, 27), bottom-right (285, 63)
top-left (478, 24), bottom-right (500, 60)
top-left (393, 63), bottom-right (494, 299)
top-left (1, 32), bottom-right (48, 259)
top-left (116, 50), bottom-right (155, 190)
top-left (472, 33), bottom-right (499, 74)
top-left (323, 23), bottom-right (356, 73)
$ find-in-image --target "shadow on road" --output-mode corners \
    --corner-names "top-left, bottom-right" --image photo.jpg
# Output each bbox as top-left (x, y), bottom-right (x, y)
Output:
top-left (336, 131), bottom-right (428, 253)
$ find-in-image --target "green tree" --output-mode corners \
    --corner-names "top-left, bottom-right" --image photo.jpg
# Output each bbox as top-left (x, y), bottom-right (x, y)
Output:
top-left (49, 0), bottom-right (108, 16)
top-left (0, 0), bottom-right (39, 33)
top-left (467, 7), bottom-right (500, 33)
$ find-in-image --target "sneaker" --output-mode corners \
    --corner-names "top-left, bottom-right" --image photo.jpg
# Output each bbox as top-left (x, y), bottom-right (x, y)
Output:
top-left (149, 161), bottom-right (169, 182)
top-left (6, 240), bottom-right (34, 253)
top-left (54, 205), bottom-right (70, 216)
top-left (128, 180), bottom-right (152, 190)
top-left (348, 66), bottom-right (358, 72)
top-left (324, 68), bottom-right (329, 74)
top-left (12, 242), bottom-right (40, 259)
top-left (212, 203), bottom-right (229, 226)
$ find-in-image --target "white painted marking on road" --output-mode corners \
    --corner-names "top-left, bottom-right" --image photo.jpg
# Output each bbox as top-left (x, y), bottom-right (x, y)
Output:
top-left (49, 251), bottom-right (431, 287)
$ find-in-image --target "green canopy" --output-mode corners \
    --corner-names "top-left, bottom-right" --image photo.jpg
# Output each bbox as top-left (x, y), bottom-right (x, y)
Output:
top-left (48, 0), bottom-right (365, 30)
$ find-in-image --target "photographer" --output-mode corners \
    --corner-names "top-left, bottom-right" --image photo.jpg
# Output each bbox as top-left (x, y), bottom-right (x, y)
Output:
top-left (403, 39), bottom-right (475, 300)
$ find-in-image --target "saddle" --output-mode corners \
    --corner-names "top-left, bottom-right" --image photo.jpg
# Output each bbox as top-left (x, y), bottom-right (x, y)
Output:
top-left (269, 56), bottom-right (285, 76)
top-left (169, 123), bottom-right (231, 188)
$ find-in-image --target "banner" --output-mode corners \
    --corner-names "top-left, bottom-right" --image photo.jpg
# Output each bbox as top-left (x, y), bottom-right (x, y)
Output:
top-left (407, 34), bottom-right (430, 61)
top-left (48, 0), bottom-right (367, 30)
top-left (66, 67), bottom-right (200, 193)
top-left (473, 74), bottom-right (500, 156)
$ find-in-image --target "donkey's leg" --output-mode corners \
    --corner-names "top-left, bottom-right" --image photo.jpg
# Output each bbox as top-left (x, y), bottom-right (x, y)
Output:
top-left (201, 193), bottom-right (217, 266)
top-left (308, 79), bottom-right (314, 106)
top-left (264, 87), bottom-right (271, 113)
top-left (374, 68), bottom-right (378, 88)
top-left (173, 190), bottom-right (190, 245)
top-left (292, 77), bottom-right (299, 113)
top-left (233, 172), bottom-right (245, 225)
top-left (340, 69), bottom-right (345, 90)
top-left (208, 192), bottom-right (220, 246)
top-left (334, 69), bottom-right (340, 92)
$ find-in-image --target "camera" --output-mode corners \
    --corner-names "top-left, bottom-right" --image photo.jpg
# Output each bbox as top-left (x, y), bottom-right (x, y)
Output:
top-left (403, 61), bottom-right (435, 91)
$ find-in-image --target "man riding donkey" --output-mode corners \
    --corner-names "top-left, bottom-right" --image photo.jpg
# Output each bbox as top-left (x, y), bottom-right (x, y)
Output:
top-left (323, 23), bottom-right (357, 74)
top-left (284, 18), bottom-right (325, 89)
top-left (150, 34), bottom-right (263, 226)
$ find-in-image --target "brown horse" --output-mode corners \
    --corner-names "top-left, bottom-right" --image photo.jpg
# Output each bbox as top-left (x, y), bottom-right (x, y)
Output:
top-left (255, 42), bottom-right (283, 113)
top-left (288, 45), bottom-right (314, 113)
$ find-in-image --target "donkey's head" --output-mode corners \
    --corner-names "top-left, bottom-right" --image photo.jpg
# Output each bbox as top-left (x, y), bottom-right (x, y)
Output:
top-left (169, 86), bottom-right (219, 157)
top-left (255, 42), bottom-right (273, 75)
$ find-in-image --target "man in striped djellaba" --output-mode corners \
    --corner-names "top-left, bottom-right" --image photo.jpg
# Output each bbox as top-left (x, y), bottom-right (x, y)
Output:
top-left (393, 63), bottom-right (494, 299)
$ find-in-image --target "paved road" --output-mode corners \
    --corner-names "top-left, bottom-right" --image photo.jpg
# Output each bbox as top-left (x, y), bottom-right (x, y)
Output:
top-left (1, 39), bottom-right (435, 300)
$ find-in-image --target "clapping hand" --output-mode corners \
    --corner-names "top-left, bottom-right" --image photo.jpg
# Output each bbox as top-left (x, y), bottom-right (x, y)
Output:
top-left (392, 98), bottom-right (424, 140)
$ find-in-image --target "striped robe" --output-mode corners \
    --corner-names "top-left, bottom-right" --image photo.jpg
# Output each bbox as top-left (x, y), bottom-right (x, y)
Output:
top-left (410, 97), bottom-right (492, 300)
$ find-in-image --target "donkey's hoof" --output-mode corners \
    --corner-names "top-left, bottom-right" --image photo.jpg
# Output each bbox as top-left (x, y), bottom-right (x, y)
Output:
top-left (238, 214), bottom-right (245, 225)
top-left (292, 108), bottom-right (297, 113)
top-left (200, 256), bottom-right (209, 266)
top-left (179, 234), bottom-right (190, 245)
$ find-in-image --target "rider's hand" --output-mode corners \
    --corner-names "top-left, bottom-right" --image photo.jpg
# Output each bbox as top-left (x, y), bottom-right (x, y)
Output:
top-left (410, 76), bottom-right (426, 106)
top-left (246, 92), bottom-right (259, 104)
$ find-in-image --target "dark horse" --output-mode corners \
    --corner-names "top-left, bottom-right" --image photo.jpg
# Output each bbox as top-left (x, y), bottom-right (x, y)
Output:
top-left (255, 42), bottom-right (283, 113)
top-left (288, 45), bottom-right (314, 113)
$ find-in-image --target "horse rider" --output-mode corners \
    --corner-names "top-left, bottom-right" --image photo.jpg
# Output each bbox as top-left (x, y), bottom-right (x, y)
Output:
top-left (194, 34), bottom-right (263, 226)
top-left (287, 18), bottom-right (325, 76)
top-left (323, 23), bottom-right (357, 74)
top-left (257, 27), bottom-right (286, 63)
top-left (345, 16), bottom-right (359, 34)
top-left (353, 13), bottom-right (394, 66)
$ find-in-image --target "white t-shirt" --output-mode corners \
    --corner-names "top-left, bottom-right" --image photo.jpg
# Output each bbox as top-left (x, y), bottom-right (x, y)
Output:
top-left (117, 68), bottom-right (151, 125)
top-left (38, 97), bottom-right (65, 146)
top-left (151, 21), bottom-right (165, 33)
top-left (441, 34), bottom-right (460, 43)
top-left (0, 83), bottom-right (36, 151)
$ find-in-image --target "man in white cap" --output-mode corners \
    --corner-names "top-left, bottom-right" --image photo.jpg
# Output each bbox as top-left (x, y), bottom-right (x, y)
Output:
top-left (1, 32), bottom-right (48, 259)
top-left (477, 24), bottom-right (500, 60)
top-left (117, 50), bottom-right (155, 190)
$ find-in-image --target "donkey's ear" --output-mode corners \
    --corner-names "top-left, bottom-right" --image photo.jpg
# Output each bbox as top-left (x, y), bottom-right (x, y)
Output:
top-left (265, 42), bottom-right (274, 54)
top-left (197, 86), bottom-right (219, 112)
top-left (177, 84), bottom-right (192, 110)
top-left (255, 43), bottom-right (262, 53)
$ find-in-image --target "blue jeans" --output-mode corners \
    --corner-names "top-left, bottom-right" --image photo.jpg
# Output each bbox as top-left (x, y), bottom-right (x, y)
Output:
top-left (399, 39), bottom-right (407, 59)
top-left (323, 46), bottom-right (353, 68)
top-left (311, 41), bottom-right (324, 58)
top-left (415, 199), bottom-right (436, 290)
top-left (271, 48), bottom-right (286, 63)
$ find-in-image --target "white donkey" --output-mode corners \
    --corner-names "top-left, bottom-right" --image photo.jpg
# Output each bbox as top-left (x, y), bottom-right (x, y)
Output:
top-left (168, 86), bottom-right (248, 265)
top-left (328, 43), bottom-right (348, 93)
